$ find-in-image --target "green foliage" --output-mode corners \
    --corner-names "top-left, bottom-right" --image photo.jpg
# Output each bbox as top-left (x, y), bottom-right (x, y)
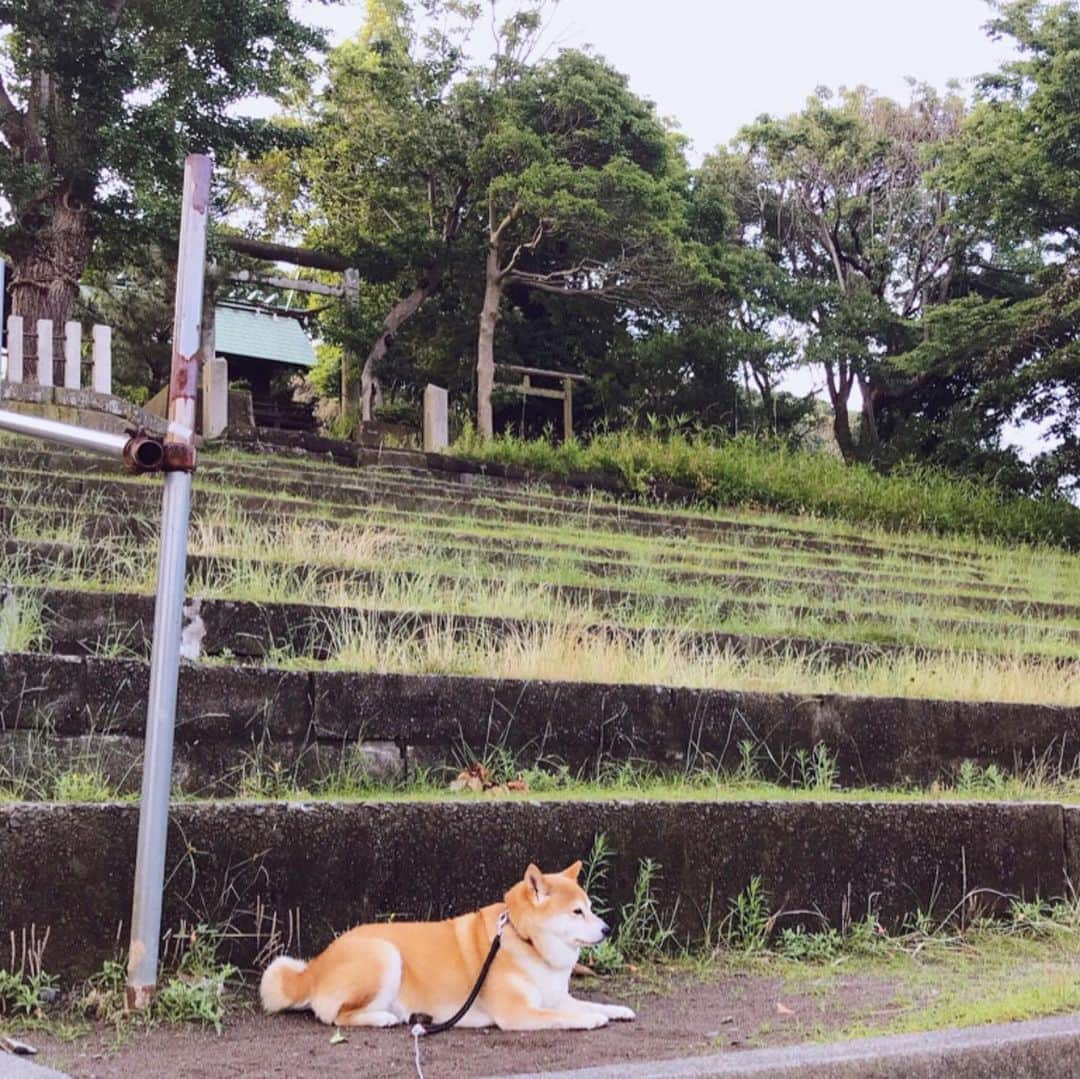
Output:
top-left (52, 770), bottom-right (115, 803)
top-left (911, 0), bottom-right (1080, 495)
top-left (155, 938), bottom-right (236, 1034)
top-left (580, 836), bottom-right (677, 974)
top-left (0, 967), bottom-right (56, 1017)
top-left (78, 930), bottom-right (237, 1032)
top-left (790, 744), bottom-right (839, 793)
top-left (727, 84), bottom-right (971, 465)
top-left (0, 0), bottom-right (323, 300)
top-left (776, 926), bottom-right (844, 961)
top-left (956, 760), bottom-right (1009, 796)
top-left (724, 876), bottom-right (773, 955)
top-left (451, 427), bottom-right (1080, 548)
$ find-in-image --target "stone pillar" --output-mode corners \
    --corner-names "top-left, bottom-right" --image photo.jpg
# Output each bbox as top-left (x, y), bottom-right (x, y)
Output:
top-left (423, 384), bottom-right (449, 452)
top-left (92, 324), bottom-right (112, 395)
top-left (203, 356), bottom-right (229, 439)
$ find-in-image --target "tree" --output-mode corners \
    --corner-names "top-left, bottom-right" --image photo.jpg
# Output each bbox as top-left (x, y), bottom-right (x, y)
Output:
top-left (918, 0), bottom-right (1080, 494)
top-left (0, 0), bottom-right (321, 371)
top-left (238, 0), bottom-right (488, 421)
top-left (472, 47), bottom-right (685, 435)
top-left (270, 3), bottom-right (687, 436)
top-left (732, 86), bottom-right (969, 461)
top-left (302, 0), bottom-right (488, 419)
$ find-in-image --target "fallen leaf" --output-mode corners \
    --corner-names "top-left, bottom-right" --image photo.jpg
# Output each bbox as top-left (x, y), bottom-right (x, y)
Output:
top-left (507, 778), bottom-right (529, 792)
top-left (776, 1002), bottom-right (795, 1016)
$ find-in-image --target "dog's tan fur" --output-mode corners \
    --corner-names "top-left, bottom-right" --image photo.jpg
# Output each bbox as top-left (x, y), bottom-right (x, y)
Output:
top-left (259, 861), bottom-right (635, 1031)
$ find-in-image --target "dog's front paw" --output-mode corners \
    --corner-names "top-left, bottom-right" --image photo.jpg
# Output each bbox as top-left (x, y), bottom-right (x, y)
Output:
top-left (570, 1011), bottom-right (609, 1029)
top-left (602, 1004), bottom-right (636, 1022)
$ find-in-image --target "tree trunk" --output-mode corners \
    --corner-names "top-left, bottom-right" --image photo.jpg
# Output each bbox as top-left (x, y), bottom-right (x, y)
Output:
top-left (8, 187), bottom-right (91, 382)
top-left (831, 406), bottom-right (857, 461)
top-left (360, 264), bottom-right (444, 422)
top-left (823, 359), bottom-right (858, 462)
top-left (857, 373), bottom-right (881, 458)
top-left (476, 246), bottom-right (504, 439)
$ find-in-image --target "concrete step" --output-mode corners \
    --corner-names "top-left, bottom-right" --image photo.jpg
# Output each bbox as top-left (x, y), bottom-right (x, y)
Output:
top-left (1, 487), bottom-right (1032, 604)
top-left (0, 798), bottom-right (1071, 980)
top-left (3, 651), bottom-right (1077, 793)
top-left (6, 536), bottom-right (1070, 623)
top-left (13, 584), bottom-right (1071, 664)
top-left (0, 452), bottom-right (1023, 572)
top-left (490, 1014), bottom-right (1080, 1079)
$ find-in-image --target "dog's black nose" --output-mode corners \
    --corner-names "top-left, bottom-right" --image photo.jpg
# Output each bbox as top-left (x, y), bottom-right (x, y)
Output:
top-left (601, 922), bottom-right (611, 938)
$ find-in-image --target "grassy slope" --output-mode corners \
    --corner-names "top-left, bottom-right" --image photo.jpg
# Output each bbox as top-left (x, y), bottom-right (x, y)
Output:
top-left (451, 429), bottom-right (1080, 549)
top-left (1, 440), bottom-right (1080, 704)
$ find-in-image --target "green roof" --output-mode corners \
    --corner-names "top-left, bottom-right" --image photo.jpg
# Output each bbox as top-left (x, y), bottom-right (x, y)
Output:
top-left (214, 305), bottom-right (316, 368)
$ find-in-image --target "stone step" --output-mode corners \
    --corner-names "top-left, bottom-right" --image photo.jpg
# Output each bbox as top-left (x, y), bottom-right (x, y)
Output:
top-left (14, 584), bottom-right (1076, 662)
top-left (0, 798), bottom-right (1070, 980)
top-left (4, 535), bottom-right (1072, 623)
top-left (3, 651), bottom-right (1076, 793)
top-left (0, 487), bottom-right (1028, 600)
top-left (0, 454), bottom-right (1017, 571)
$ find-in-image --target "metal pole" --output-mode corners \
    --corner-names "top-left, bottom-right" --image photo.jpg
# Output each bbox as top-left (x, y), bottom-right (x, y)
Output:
top-left (0, 408), bottom-right (165, 471)
top-left (126, 154), bottom-right (211, 1010)
top-left (0, 409), bottom-right (128, 456)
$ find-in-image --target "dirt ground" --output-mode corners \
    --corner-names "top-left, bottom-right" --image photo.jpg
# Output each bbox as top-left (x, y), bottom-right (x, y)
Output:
top-left (13, 968), bottom-right (900, 1079)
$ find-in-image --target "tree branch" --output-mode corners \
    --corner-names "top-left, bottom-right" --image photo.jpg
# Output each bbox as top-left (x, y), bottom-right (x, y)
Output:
top-left (502, 219), bottom-right (545, 275)
top-left (222, 234), bottom-right (355, 272)
top-left (0, 70), bottom-right (25, 151)
top-left (490, 202), bottom-right (523, 246)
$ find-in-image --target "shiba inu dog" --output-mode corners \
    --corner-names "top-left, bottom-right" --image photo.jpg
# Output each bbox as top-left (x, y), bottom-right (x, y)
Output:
top-left (259, 861), bottom-right (636, 1031)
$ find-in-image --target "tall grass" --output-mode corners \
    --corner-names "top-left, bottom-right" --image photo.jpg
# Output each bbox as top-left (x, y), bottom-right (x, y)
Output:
top-left (451, 428), bottom-right (1080, 549)
top-left (314, 616), bottom-right (1080, 707)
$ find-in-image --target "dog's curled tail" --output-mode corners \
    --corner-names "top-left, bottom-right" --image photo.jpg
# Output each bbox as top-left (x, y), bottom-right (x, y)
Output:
top-left (260, 955), bottom-right (311, 1013)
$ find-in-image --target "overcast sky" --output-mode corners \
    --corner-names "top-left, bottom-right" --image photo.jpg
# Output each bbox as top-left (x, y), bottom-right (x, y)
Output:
top-left (295, 0), bottom-right (1016, 162)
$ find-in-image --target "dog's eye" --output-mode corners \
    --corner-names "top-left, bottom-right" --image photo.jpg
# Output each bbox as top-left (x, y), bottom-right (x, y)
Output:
top-left (573, 908), bottom-right (584, 916)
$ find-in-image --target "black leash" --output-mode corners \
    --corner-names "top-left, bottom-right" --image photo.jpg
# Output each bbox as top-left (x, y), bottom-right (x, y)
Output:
top-left (409, 910), bottom-right (509, 1037)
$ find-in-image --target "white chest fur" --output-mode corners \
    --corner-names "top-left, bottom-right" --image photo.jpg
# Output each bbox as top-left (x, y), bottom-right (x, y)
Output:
top-left (514, 946), bottom-right (575, 1007)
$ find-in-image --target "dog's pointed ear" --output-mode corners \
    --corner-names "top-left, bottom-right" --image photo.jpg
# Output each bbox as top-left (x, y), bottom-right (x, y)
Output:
top-left (525, 864), bottom-right (549, 902)
top-left (561, 860), bottom-right (582, 882)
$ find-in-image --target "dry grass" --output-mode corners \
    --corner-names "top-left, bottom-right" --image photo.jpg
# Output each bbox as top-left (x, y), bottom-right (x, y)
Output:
top-left (314, 617), bottom-right (1080, 707)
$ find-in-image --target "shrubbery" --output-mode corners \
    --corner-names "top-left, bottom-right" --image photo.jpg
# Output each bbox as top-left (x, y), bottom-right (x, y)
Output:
top-left (451, 427), bottom-right (1080, 549)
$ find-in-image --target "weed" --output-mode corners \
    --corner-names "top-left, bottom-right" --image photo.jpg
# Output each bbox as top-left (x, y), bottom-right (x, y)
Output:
top-left (78, 928), bottom-right (238, 1033)
top-left (0, 588), bottom-right (45, 653)
top-left (1, 925), bottom-right (55, 1019)
top-left (735, 739), bottom-right (761, 784)
top-left (53, 770), bottom-right (116, 803)
top-left (584, 854), bottom-right (678, 975)
top-left (956, 760), bottom-right (1009, 795)
top-left (581, 833), bottom-right (615, 918)
top-left (791, 744), bottom-right (840, 792)
top-left (0, 968), bottom-right (57, 1017)
top-left (777, 926), bottom-right (844, 962)
top-left (725, 876), bottom-right (774, 955)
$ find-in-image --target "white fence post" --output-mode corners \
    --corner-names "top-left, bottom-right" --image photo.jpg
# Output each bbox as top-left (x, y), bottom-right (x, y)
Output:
top-left (92, 324), bottom-right (112, 395)
top-left (5, 316), bottom-right (22, 383)
top-left (64, 321), bottom-right (82, 389)
top-left (36, 319), bottom-right (53, 387)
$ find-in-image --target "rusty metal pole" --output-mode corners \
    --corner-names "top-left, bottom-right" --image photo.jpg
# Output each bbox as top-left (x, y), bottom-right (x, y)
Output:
top-left (126, 154), bottom-right (212, 1010)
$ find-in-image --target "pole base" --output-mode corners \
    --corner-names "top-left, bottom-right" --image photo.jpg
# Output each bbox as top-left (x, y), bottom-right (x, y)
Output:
top-left (125, 982), bottom-right (155, 1012)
